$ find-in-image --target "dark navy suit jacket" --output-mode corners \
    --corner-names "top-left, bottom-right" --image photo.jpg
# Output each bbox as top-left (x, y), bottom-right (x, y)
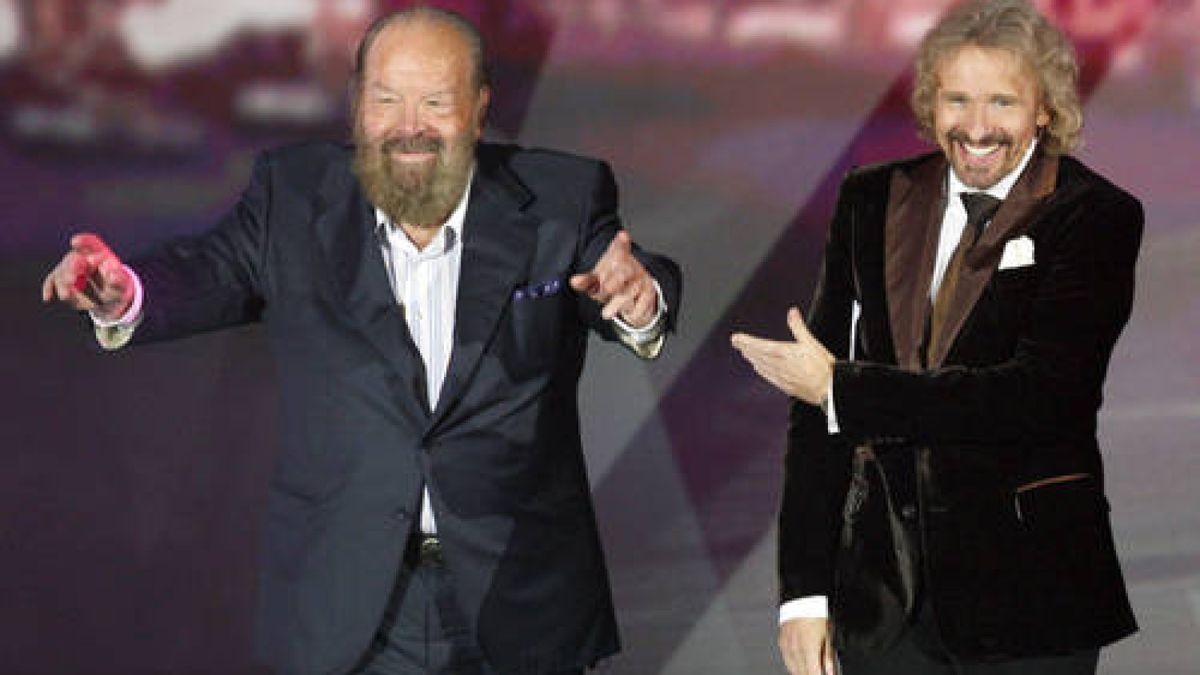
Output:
top-left (128, 141), bottom-right (682, 675)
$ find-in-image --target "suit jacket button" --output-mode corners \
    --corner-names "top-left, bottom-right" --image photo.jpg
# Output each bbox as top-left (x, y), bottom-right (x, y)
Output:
top-left (901, 504), bottom-right (918, 521)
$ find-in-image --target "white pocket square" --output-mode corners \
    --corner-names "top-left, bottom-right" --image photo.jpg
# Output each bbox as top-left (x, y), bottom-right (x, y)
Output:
top-left (998, 235), bottom-right (1035, 270)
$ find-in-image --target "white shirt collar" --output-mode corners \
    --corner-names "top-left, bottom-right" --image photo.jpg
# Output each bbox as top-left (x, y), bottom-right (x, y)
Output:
top-left (375, 166), bottom-right (474, 257)
top-left (947, 138), bottom-right (1038, 201)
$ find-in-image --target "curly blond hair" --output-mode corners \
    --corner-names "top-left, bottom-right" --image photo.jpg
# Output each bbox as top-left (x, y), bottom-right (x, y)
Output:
top-left (910, 0), bottom-right (1082, 155)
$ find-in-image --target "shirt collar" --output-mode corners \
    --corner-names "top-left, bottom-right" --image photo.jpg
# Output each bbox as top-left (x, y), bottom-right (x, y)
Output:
top-left (947, 138), bottom-right (1037, 202)
top-left (375, 165), bottom-right (474, 256)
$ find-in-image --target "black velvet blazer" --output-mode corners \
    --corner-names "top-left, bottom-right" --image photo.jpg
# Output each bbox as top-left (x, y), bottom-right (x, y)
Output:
top-left (779, 149), bottom-right (1140, 660)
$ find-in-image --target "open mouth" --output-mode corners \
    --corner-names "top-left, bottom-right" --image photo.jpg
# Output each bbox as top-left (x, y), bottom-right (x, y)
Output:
top-left (390, 149), bottom-right (437, 163)
top-left (946, 129), bottom-right (1012, 170)
top-left (954, 140), bottom-right (1006, 174)
top-left (383, 136), bottom-right (442, 164)
top-left (961, 142), bottom-right (1000, 158)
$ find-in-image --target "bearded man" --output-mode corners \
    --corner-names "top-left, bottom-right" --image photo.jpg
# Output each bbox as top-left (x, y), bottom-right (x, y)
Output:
top-left (42, 7), bottom-right (680, 675)
top-left (733, 1), bottom-right (1139, 673)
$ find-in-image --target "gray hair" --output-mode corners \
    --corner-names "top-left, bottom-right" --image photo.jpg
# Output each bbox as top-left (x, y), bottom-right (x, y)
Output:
top-left (350, 5), bottom-right (489, 96)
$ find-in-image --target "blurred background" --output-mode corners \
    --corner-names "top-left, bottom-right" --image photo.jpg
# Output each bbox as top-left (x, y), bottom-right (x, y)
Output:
top-left (2, 1), bottom-right (1197, 673)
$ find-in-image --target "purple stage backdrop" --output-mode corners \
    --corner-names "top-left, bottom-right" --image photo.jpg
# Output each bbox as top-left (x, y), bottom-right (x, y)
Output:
top-left (2, 1), bottom-right (1198, 673)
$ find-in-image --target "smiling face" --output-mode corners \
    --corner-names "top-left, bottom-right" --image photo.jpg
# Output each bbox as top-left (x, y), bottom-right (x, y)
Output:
top-left (933, 45), bottom-right (1049, 189)
top-left (352, 17), bottom-right (489, 228)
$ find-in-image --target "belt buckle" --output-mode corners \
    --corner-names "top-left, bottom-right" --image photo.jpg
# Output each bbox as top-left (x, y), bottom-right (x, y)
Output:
top-left (419, 535), bottom-right (443, 565)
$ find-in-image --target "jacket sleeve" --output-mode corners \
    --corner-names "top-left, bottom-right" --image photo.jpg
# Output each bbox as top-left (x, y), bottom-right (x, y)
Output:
top-left (832, 187), bottom-right (1143, 448)
top-left (778, 172), bottom-right (860, 601)
top-left (129, 153), bottom-right (274, 344)
top-left (574, 160), bottom-right (682, 358)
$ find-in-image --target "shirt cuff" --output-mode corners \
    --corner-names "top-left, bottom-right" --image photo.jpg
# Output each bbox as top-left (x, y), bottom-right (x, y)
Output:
top-left (89, 265), bottom-right (144, 327)
top-left (779, 596), bottom-right (829, 624)
top-left (90, 265), bottom-right (143, 350)
top-left (824, 377), bottom-right (839, 434)
top-left (611, 279), bottom-right (666, 344)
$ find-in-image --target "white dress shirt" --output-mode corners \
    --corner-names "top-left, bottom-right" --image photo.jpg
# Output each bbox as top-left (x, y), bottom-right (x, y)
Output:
top-left (781, 140), bottom-right (1038, 624)
top-left (375, 185), bottom-right (470, 535)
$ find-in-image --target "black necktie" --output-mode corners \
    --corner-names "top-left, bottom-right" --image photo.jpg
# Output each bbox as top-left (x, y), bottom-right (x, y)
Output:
top-left (959, 192), bottom-right (1002, 246)
top-left (924, 192), bottom-right (1003, 367)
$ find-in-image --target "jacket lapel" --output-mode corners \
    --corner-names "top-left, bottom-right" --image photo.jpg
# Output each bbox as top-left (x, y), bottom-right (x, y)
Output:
top-left (885, 153), bottom-right (947, 370)
top-left (431, 159), bottom-right (536, 427)
top-left (926, 150), bottom-right (1059, 368)
top-left (311, 158), bottom-right (432, 422)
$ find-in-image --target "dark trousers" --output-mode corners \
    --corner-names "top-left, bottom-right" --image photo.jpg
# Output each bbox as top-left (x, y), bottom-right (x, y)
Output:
top-left (353, 537), bottom-right (584, 675)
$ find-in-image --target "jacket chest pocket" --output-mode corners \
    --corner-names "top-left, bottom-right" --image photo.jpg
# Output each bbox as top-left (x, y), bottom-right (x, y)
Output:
top-left (972, 266), bottom-right (1039, 350)
top-left (498, 291), bottom-right (569, 377)
top-left (989, 266), bottom-right (1037, 310)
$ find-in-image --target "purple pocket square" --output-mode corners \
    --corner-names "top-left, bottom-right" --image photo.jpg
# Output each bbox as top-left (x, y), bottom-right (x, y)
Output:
top-left (513, 278), bottom-right (564, 301)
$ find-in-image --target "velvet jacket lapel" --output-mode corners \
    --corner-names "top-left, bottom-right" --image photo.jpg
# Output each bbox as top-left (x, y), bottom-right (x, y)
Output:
top-left (884, 153), bottom-right (947, 370)
top-left (924, 150), bottom-right (1058, 368)
top-left (882, 150), bottom-right (1059, 370)
top-left (431, 156), bottom-right (536, 429)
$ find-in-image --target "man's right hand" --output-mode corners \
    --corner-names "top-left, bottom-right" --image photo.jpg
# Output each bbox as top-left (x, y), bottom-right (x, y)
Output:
top-left (779, 617), bottom-right (837, 674)
top-left (41, 233), bottom-right (133, 322)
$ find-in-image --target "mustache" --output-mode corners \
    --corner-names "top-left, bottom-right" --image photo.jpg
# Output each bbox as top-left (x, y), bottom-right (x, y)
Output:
top-left (382, 134), bottom-right (444, 154)
top-left (946, 129), bottom-right (1014, 147)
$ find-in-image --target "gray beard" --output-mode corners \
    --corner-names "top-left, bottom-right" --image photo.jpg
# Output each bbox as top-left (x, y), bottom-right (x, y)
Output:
top-left (353, 138), bottom-right (473, 228)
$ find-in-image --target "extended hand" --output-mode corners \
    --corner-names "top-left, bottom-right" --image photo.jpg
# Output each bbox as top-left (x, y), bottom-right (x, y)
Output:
top-left (41, 233), bottom-right (134, 322)
top-left (779, 618), bottom-right (837, 675)
top-left (730, 307), bottom-right (835, 406)
top-left (569, 230), bottom-right (657, 328)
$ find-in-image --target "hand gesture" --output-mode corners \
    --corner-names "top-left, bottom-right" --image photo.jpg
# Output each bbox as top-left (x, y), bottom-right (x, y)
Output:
top-left (730, 307), bottom-right (835, 406)
top-left (570, 230), bottom-right (657, 328)
top-left (41, 233), bottom-right (134, 322)
top-left (779, 618), bottom-right (838, 674)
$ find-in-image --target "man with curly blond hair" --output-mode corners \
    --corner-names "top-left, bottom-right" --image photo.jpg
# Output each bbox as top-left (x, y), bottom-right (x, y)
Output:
top-left (734, 1), bottom-right (1139, 673)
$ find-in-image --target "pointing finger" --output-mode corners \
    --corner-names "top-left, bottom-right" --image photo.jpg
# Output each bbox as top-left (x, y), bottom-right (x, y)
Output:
top-left (70, 232), bottom-right (108, 256)
top-left (570, 272), bottom-right (600, 297)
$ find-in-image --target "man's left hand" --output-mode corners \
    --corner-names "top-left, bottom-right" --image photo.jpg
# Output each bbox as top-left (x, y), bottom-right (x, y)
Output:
top-left (731, 308), bottom-right (835, 407)
top-left (570, 231), bottom-right (658, 328)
